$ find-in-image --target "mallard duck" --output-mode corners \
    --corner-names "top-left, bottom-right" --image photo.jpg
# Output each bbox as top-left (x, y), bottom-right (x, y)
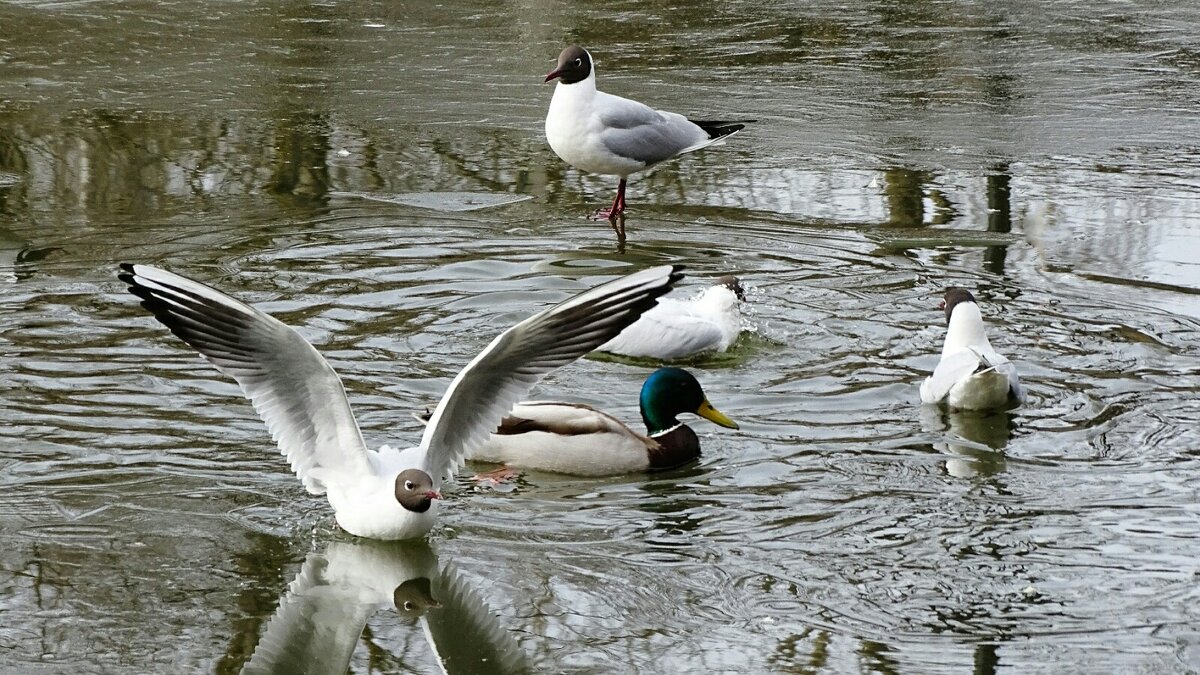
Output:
top-left (920, 287), bottom-right (1023, 411)
top-left (119, 263), bottom-right (681, 539)
top-left (456, 367), bottom-right (738, 476)
top-left (596, 276), bottom-right (745, 359)
top-left (544, 45), bottom-right (751, 219)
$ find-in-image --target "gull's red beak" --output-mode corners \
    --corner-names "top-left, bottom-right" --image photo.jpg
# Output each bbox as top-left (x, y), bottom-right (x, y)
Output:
top-left (938, 300), bottom-right (946, 311)
top-left (426, 491), bottom-right (442, 500)
top-left (544, 69), bottom-right (562, 83)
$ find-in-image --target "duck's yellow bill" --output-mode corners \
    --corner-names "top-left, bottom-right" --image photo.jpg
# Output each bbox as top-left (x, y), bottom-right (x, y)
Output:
top-left (696, 399), bottom-right (739, 429)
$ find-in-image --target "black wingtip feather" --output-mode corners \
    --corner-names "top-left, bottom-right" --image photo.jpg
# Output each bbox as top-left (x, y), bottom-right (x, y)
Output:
top-left (690, 121), bottom-right (754, 140)
top-left (496, 263), bottom-right (686, 369)
top-left (118, 264), bottom-right (265, 366)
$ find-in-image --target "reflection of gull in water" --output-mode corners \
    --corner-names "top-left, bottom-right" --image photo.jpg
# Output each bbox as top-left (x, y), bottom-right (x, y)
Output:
top-left (243, 540), bottom-right (528, 675)
top-left (920, 406), bottom-right (1012, 478)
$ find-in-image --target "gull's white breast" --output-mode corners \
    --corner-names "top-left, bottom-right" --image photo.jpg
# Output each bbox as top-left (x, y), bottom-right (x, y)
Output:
top-left (546, 81), bottom-right (647, 177)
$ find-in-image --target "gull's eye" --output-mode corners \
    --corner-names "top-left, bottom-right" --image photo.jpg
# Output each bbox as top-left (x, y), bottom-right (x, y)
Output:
top-left (404, 601), bottom-right (415, 611)
top-left (574, 58), bottom-right (582, 66)
top-left (404, 480), bottom-right (415, 490)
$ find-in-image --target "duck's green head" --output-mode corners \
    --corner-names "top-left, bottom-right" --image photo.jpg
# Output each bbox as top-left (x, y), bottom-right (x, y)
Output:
top-left (639, 367), bottom-right (739, 435)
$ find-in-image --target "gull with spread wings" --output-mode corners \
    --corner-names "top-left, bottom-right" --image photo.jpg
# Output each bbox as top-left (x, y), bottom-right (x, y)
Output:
top-left (119, 263), bottom-right (682, 540)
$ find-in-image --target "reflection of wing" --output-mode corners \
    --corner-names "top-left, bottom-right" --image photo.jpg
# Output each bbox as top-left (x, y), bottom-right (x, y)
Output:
top-left (241, 554), bottom-right (372, 675)
top-left (242, 541), bottom-right (437, 675)
top-left (944, 410), bottom-right (1013, 478)
top-left (240, 540), bottom-right (528, 674)
top-left (920, 404), bottom-right (1012, 479)
top-left (423, 563), bottom-right (531, 675)
top-left (920, 349), bottom-right (984, 403)
top-left (949, 410), bottom-right (1013, 451)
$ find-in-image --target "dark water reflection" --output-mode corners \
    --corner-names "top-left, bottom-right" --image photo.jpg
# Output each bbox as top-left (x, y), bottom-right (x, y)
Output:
top-left (2, 0), bottom-right (1200, 673)
top-left (237, 539), bottom-right (526, 674)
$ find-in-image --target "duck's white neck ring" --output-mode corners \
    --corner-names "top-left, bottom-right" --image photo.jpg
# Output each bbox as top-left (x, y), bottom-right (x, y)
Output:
top-left (650, 423), bottom-right (683, 438)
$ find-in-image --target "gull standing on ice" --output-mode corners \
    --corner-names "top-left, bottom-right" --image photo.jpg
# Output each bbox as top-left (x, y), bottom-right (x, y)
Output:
top-left (119, 263), bottom-right (682, 540)
top-left (920, 287), bottom-right (1023, 411)
top-left (544, 45), bottom-right (751, 220)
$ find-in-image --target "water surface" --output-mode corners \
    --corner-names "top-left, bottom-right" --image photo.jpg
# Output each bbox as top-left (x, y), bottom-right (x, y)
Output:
top-left (2, 0), bottom-right (1199, 672)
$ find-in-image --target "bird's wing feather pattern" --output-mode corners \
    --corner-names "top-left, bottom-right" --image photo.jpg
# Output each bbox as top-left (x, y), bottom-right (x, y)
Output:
top-left (973, 346), bottom-right (1022, 399)
top-left (596, 93), bottom-right (709, 165)
top-left (920, 348), bottom-right (985, 404)
top-left (596, 93), bottom-right (661, 129)
top-left (497, 402), bottom-right (638, 438)
top-left (992, 355), bottom-right (1024, 400)
top-left (598, 307), bottom-right (724, 359)
top-left (119, 263), bottom-right (373, 494)
top-left (417, 265), bottom-right (683, 482)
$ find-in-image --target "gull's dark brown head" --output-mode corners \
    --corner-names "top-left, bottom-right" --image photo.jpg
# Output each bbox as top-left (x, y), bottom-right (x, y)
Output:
top-left (715, 275), bottom-right (746, 301)
top-left (545, 45), bottom-right (592, 84)
top-left (394, 469), bottom-right (440, 513)
top-left (940, 287), bottom-right (977, 325)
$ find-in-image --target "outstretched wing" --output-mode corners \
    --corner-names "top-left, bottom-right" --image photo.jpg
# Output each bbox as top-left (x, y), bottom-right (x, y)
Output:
top-left (417, 265), bottom-right (683, 482)
top-left (119, 264), bottom-right (374, 494)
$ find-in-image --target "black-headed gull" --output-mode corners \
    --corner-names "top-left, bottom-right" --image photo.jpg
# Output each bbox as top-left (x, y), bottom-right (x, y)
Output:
top-left (119, 263), bottom-right (682, 540)
top-left (597, 275), bottom-right (745, 359)
top-left (544, 45), bottom-right (751, 220)
top-left (920, 287), bottom-right (1023, 411)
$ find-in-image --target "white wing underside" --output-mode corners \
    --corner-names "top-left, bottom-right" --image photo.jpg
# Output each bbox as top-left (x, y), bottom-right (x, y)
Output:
top-left (120, 264), bottom-right (374, 495)
top-left (416, 265), bottom-right (681, 483)
top-left (125, 263), bottom-right (680, 493)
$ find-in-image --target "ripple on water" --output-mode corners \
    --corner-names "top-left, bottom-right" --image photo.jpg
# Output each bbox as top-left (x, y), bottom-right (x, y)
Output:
top-left (0, 81), bottom-right (1199, 673)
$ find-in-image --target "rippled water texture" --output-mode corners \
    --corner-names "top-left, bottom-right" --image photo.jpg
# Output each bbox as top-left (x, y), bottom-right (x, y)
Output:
top-left (2, 1), bottom-right (1199, 673)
